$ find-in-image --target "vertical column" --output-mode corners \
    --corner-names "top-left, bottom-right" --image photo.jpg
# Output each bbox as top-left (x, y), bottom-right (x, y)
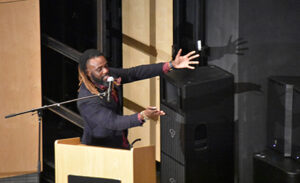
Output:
top-left (122, 0), bottom-right (172, 161)
top-left (0, 0), bottom-right (41, 176)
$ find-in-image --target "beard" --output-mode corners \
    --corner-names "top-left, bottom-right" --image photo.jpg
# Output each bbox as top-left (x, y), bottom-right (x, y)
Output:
top-left (91, 73), bottom-right (109, 87)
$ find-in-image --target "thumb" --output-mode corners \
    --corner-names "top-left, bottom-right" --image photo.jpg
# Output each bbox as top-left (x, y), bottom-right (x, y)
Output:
top-left (147, 106), bottom-right (157, 110)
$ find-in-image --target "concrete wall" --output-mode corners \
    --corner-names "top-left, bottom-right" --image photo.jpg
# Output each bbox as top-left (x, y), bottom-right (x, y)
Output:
top-left (206, 0), bottom-right (300, 182)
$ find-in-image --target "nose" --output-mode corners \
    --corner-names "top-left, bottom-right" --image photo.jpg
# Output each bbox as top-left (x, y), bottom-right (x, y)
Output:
top-left (103, 67), bottom-right (109, 75)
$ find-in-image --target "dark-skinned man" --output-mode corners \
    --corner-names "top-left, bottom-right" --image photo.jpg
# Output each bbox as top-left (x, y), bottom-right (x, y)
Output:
top-left (77, 49), bottom-right (199, 149)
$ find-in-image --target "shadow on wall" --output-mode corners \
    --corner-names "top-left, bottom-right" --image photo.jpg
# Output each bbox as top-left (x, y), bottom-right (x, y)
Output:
top-left (234, 82), bottom-right (262, 94)
top-left (207, 35), bottom-right (264, 94)
top-left (207, 35), bottom-right (249, 61)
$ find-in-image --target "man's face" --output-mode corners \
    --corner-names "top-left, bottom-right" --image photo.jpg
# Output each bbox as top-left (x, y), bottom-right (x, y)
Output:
top-left (86, 56), bottom-right (110, 86)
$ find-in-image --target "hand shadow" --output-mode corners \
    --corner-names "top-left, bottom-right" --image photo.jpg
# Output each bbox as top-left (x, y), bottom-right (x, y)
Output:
top-left (206, 36), bottom-right (261, 94)
top-left (207, 35), bottom-right (249, 61)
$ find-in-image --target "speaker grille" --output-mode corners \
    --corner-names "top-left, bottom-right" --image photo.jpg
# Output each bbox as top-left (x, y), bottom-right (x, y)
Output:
top-left (161, 152), bottom-right (185, 183)
top-left (161, 104), bottom-right (210, 164)
top-left (161, 104), bottom-right (186, 164)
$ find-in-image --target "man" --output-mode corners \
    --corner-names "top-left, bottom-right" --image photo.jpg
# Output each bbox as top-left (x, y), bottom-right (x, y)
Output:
top-left (77, 49), bottom-right (199, 149)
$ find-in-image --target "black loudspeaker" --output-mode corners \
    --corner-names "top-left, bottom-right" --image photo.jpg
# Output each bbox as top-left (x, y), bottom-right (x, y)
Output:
top-left (160, 65), bottom-right (234, 183)
top-left (267, 76), bottom-right (300, 161)
top-left (253, 150), bottom-right (300, 183)
top-left (68, 175), bottom-right (121, 183)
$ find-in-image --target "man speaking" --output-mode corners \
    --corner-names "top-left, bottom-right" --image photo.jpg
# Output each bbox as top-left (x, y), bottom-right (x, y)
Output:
top-left (77, 48), bottom-right (199, 149)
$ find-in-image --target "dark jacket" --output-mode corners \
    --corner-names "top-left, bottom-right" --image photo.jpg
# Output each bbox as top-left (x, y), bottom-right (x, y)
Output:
top-left (77, 63), bottom-right (165, 148)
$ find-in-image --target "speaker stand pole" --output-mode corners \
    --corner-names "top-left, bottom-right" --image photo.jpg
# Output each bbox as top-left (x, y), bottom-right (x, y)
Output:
top-left (37, 110), bottom-right (42, 183)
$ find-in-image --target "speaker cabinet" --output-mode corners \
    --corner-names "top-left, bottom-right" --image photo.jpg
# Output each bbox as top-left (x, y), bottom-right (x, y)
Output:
top-left (253, 150), bottom-right (300, 183)
top-left (160, 66), bottom-right (234, 183)
top-left (292, 88), bottom-right (300, 162)
top-left (267, 76), bottom-right (300, 160)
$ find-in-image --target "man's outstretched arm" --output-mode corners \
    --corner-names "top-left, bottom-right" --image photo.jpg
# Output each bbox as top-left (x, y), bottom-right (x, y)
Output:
top-left (112, 49), bottom-right (199, 84)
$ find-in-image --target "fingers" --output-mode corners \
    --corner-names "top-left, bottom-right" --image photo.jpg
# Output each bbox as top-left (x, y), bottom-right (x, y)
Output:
top-left (153, 110), bottom-right (165, 115)
top-left (236, 40), bottom-right (248, 46)
top-left (145, 106), bottom-right (166, 120)
top-left (189, 61), bottom-right (199, 65)
top-left (186, 61), bottom-right (199, 69)
top-left (175, 49), bottom-right (182, 59)
top-left (187, 65), bottom-right (195, 70)
top-left (176, 49), bottom-right (199, 60)
top-left (147, 106), bottom-right (157, 110)
top-left (188, 54), bottom-right (200, 60)
top-left (185, 50), bottom-right (196, 58)
top-left (228, 35), bottom-right (232, 44)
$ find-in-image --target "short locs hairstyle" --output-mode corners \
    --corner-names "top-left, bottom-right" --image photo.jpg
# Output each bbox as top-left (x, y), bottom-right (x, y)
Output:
top-left (79, 49), bottom-right (104, 74)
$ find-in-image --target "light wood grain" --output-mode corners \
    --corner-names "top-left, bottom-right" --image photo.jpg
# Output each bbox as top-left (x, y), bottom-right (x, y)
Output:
top-left (55, 137), bottom-right (156, 183)
top-left (122, 0), bottom-right (173, 162)
top-left (0, 0), bottom-right (41, 175)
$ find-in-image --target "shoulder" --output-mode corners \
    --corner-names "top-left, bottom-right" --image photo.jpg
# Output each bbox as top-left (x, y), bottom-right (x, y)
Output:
top-left (78, 83), bottom-right (91, 98)
top-left (77, 83), bottom-right (103, 107)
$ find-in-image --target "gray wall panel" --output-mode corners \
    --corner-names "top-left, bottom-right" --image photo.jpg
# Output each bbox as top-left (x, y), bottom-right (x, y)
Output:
top-left (206, 0), bottom-right (300, 182)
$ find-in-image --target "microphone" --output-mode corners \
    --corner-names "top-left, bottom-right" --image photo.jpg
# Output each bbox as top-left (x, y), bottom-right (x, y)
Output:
top-left (107, 76), bottom-right (114, 102)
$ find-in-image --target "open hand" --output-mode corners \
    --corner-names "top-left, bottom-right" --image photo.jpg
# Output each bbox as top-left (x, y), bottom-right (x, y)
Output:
top-left (172, 49), bottom-right (200, 69)
top-left (142, 106), bottom-right (165, 121)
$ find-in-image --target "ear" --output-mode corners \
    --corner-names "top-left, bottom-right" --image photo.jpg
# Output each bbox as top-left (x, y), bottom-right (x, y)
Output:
top-left (86, 70), bottom-right (93, 82)
top-left (85, 60), bottom-right (92, 77)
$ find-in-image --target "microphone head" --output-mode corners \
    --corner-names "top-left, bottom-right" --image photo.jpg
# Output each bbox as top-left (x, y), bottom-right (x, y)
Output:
top-left (107, 76), bottom-right (114, 82)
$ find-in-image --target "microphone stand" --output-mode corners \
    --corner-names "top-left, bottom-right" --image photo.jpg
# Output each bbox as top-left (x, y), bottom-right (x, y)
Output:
top-left (4, 92), bottom-right (106, 183)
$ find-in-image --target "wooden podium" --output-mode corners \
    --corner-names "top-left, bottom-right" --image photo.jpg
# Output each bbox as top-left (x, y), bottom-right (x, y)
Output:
top-left (55, 137), bottom-right (156, 183)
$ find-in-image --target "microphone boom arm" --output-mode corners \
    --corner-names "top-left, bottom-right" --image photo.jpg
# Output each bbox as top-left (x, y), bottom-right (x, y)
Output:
top-left (5, 92), bottom-right (106, 119)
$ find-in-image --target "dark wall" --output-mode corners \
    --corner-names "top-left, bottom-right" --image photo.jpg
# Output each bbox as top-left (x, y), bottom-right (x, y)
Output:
top-left (205, 0), bottom-right (239, 180)
top-left (206, 0), bottom-right (300, 183)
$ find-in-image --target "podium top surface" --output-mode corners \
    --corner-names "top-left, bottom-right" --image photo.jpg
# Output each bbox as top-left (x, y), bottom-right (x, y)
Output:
top-left (55, 137), bottom-right (154, 152)
top-left (55, 137), bottom-right (156, 183)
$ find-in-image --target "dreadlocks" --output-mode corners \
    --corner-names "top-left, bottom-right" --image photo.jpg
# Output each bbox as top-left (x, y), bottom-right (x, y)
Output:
top-left (78, 49), bottom-right (104, 95)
